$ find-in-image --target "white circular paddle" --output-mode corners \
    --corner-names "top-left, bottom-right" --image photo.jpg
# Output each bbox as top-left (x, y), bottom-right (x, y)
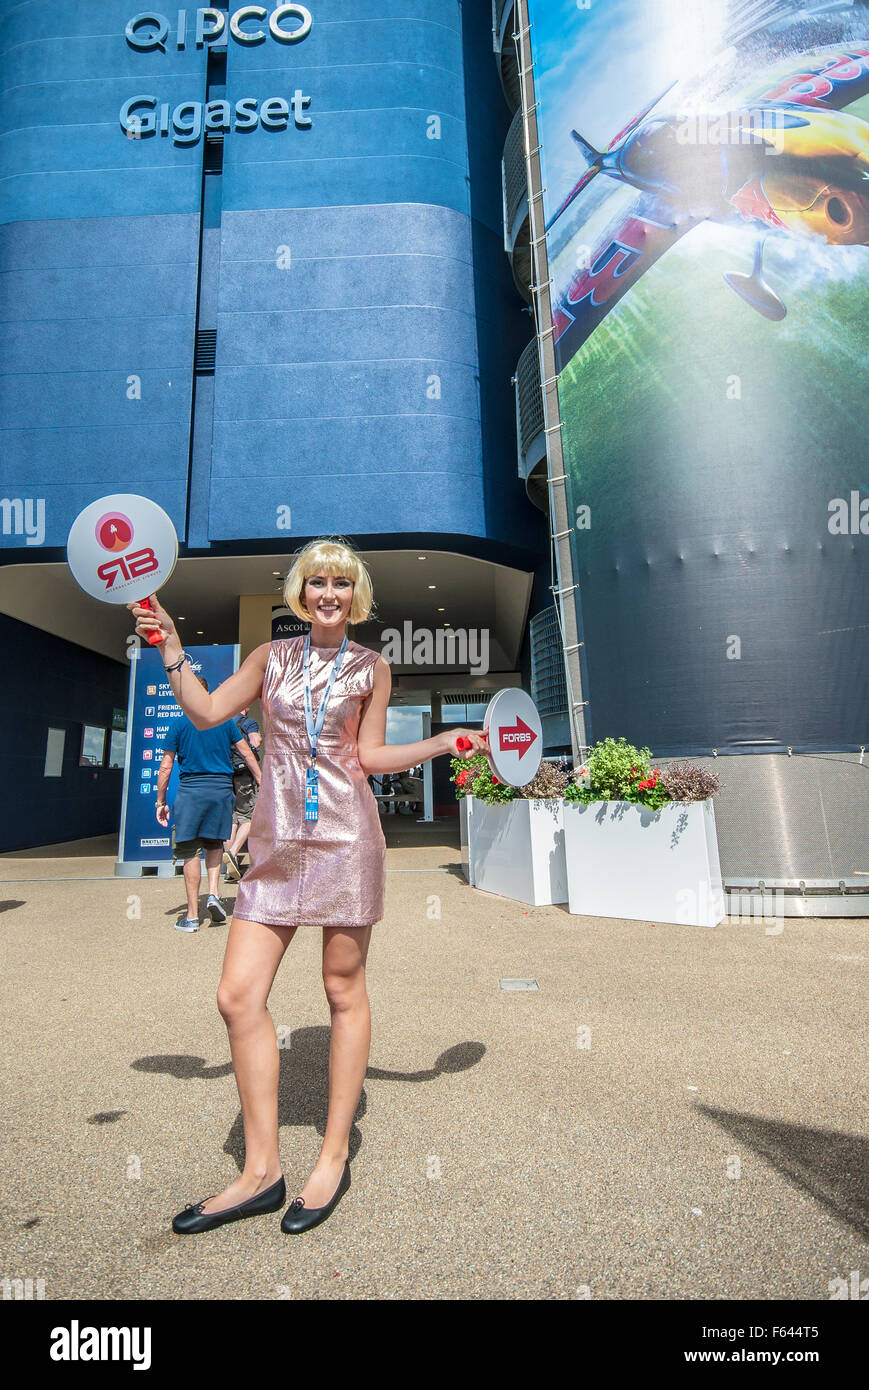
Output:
top-left (66, 493), bottom-right (179, 645)
top-left (454, 688), bottom-right (543, 787)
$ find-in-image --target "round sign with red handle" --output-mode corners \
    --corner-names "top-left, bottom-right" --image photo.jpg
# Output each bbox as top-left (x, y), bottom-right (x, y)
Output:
top-left (482, 688), bottom-right (543, 787)
top-left (455, 689), bottom-right (543, 786)
top-left (66, 493), bottom-right (179, 645)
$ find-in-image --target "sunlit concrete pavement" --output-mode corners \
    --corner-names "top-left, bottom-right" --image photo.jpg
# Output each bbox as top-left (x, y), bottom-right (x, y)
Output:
top-left (0, 822), bottom-right (866, 1301)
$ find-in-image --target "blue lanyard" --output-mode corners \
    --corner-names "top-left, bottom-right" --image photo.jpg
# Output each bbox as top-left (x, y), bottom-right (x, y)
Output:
top-left (303, 632), bottom-right (348, 762)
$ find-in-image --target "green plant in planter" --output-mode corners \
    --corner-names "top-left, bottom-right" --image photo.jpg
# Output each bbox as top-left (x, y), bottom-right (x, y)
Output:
top-left (449, 751), bottom-right (516, 804)
top-left (564, 737), bottom-right (670, 809)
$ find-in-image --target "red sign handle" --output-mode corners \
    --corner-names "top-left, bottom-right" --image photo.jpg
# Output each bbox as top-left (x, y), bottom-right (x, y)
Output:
top-left (455, 732), bottom-right (489, 753)
top-left (140, 595), bottom-right (165, 645)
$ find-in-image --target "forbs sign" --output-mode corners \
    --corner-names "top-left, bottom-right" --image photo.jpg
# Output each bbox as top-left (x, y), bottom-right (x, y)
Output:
top-left (483, 689), bottom-right (543, 788)
top-left (121, 6), bottom-right (313, 146)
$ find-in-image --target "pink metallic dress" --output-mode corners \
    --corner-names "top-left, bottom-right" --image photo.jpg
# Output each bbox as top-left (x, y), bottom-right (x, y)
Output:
top-left (233, 636), bottom-right (386, 928)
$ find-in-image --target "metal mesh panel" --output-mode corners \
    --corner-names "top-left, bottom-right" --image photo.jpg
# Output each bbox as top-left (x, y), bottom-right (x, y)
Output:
top-left (503, 106), bottom-right (527, 230)
top-left (530, 607), bottom-right (568, 717)
top-left (497, 11), bottom-right (521, 112)
top-left (657, 753), bottom-right (869, 882)
top-left (516, 338), bottom-right (543, 453)
top-left (509, 216), bottom-right (532, 303)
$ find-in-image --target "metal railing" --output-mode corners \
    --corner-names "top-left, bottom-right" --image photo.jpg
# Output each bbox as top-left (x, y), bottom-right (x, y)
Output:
top-left (502, 105), bottom-right (527, 234)
top-left (512, 0), bottom-right (588, 755)
top-left (515, 338), bottom-right (544, 456)
top-left (494, 0), bottom-right (513, 33)
top-left (530, 607), bottom-right (569, 717)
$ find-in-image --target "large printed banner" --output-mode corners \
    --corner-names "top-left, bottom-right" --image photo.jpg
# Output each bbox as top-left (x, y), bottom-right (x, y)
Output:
top-left (527, 0), bottom-right (869, 753)
top-left (118, 644), bottom-right (239, 865)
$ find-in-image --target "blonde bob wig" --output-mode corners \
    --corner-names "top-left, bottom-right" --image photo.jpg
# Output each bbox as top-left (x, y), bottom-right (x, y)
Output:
top-left (282, 537), bottom-right (374, 626)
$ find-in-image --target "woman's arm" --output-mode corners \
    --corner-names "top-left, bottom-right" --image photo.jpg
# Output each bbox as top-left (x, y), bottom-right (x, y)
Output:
top-left (128, 593), bottom-right (270, 731)
top-left (356, 656), bottom-right (488, 775)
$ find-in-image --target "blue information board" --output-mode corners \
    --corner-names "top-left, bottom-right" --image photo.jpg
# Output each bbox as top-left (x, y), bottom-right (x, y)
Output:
top-left (116, 644), bottom-right (239, 871)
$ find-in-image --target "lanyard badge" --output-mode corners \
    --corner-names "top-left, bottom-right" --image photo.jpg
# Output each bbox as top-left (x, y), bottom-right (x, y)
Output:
top-left (302, 632), bottom-right (348, 822)
top-left (305, 766), bottom-right (319, 822)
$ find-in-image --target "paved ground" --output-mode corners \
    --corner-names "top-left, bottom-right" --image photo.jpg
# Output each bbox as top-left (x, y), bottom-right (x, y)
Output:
top-left (0, 821), bottom-right (866, 1300)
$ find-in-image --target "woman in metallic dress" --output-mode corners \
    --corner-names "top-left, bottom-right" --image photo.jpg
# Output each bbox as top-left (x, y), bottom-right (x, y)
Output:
top-left (129, 538), bottom-right (487, 1234)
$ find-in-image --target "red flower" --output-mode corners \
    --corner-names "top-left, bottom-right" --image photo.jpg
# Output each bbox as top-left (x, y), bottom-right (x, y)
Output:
top-left (579, 767), bottom-right (587, 775)
top-left (455, 769), bottom-right (469, 787)
top-left (491, 776), bottom-right (500, 785)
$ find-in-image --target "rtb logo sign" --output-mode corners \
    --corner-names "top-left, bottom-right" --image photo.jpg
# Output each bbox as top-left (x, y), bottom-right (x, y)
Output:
top-left (93, 511), bottom-right (158, 591)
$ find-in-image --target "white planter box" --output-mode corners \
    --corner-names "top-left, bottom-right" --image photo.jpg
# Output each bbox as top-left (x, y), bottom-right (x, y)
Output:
top-left (460, 796), bottom-right (568, 906)
top-left (563, 799), bottom-right (726, 927)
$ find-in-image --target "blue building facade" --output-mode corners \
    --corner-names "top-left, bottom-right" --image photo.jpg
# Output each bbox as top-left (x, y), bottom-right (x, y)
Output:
top-left (0, 2), bottom-right (553, 851)
top-left (1, 0), bottom-right (536, 547)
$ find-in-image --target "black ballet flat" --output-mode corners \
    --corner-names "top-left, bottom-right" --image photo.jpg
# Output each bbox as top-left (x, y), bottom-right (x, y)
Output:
top-left (281, 1161), bottom-right (351, 1233)
top-left (172, 1175), bottom-right (286, 1234)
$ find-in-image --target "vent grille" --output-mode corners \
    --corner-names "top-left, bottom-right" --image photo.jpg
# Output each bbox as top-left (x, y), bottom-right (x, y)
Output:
top-left (194, 328), bottom-right (216, 373)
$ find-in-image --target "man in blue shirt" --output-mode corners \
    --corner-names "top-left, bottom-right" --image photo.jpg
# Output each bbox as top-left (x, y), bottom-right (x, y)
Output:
top-left (155, 675), bottom-right (262, 932)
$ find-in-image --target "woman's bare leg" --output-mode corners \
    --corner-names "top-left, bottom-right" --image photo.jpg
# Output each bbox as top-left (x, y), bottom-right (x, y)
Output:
top-left (198, 915), bottom-right (296, 1215)
top-left (291, 924), bottom-right (373, 1208)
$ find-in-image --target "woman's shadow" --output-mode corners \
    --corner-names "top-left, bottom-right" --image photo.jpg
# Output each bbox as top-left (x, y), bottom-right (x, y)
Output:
top-left (132, 1034), bottom-right (485, 1170)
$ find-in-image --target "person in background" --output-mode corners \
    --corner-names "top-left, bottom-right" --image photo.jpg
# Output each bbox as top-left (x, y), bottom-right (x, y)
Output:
top-left (223, 705), bottom-right (263, 882)
top-left (156, 676), bottom-right (261, 931)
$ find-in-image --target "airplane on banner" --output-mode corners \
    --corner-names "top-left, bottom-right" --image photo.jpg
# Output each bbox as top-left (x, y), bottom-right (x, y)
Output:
top-left (548, 44), bottom-right (869, 370)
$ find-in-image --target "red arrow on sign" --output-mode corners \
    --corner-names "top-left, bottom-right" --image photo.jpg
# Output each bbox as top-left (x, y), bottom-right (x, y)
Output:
top-left (499, 715), bottom-right (537, 759)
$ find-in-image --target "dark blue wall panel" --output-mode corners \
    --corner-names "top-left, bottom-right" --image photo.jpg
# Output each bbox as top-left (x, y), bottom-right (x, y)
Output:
top-left (0, 611), bottom-right (129, 852)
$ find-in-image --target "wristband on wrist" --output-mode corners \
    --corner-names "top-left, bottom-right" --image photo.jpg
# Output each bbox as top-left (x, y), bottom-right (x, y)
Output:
top-left (163, 650), bottom-right (189, 674)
